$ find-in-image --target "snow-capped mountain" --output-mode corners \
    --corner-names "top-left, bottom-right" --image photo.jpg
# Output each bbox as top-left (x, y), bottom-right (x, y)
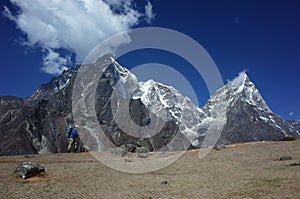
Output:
top-left (92, 55), bottom-right (206, 152)
top-left (0, 55), bottom-right (299, 155)
top-left (131, 79), bottom-right (207, 144)
top-left (194, 72), bottom-right (299, 147)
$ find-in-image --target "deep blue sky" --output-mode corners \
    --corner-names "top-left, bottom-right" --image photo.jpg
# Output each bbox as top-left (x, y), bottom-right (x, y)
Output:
top-left (0, 0), bottom-right (299, 121)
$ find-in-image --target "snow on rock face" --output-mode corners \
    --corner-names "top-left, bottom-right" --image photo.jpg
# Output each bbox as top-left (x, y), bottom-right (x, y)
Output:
top-left (88, 56), bottom-right (209, 151)
top-left (132, 79), bottom-right (206, 142)
top-left (208, 71), bottom-right (270, 113)
top-left (58, 78), bottom-right (70, 91)
top-left (232, 71), bottom-right (247, 91)
top-left (96, 59), bottom-right (298, 149)
top-left (197, 71), bottom-right (297, 146)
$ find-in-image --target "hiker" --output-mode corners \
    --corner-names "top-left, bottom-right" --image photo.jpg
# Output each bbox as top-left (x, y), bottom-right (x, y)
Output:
top-left (66, 125), bottom-right (79, 153)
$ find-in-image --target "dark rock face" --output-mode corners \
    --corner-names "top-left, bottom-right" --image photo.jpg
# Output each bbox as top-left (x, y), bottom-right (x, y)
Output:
top-left (95, 62), bottom-right (181, 152)
top-left (0, 96), bottom-right (36, 155)
top-left (286, 120), bottom-right (300, 137)
top-left (218, 100), bottom-right (287, 145)
top-left (0, 68), bottom-right (77, 155)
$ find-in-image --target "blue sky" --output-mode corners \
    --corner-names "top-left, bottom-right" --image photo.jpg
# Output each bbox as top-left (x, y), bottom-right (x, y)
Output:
top-left (0, 0), bottom-right (299, 121)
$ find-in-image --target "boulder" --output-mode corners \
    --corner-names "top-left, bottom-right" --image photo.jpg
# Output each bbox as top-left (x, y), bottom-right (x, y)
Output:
top-left (274, 156), bottom-right (293, 161)
top-left (289, 162), bottom-right (300, 166)
top-left (111, 147), bottom-right (127, 157)
top-left (214, 145), bottom-right (225, 150)
top-left (136, 147), bottom-right (149, 158)
top-left (15, 162), bottom-right (45, 179)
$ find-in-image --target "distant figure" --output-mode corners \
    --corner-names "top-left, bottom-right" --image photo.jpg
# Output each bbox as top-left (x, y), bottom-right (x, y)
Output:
top-left (66, 125), bottom-right (79, 153)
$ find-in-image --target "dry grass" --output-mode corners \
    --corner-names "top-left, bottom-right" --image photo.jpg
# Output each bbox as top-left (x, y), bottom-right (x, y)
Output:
top-left (0, 140), bottom-right (299, 199)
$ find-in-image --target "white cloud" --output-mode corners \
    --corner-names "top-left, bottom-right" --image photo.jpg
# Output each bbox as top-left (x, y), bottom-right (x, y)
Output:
top-left (42, 49), bottom-right (70, 75)
top-left (104, 0), bottom-right (134, 11)
top-left (289, 112), bottom-right (294, 116)
top-left (4, 0), bottom-right (154, 75)
top-left (145, 1), bottom-right (155, 24)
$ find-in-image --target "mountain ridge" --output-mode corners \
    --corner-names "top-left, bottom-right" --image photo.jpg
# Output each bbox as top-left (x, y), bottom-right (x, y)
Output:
top-left (0, 55), bottom-right (299, 155)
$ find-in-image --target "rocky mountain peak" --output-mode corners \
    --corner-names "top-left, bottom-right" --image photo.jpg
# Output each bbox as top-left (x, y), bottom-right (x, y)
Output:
top-left (206, 72), bottom-right (270, 113)
top-left (196, 71), bottom-right (299, 146)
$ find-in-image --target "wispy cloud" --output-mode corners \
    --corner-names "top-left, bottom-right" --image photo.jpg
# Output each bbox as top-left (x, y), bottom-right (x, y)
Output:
top-left (289, 112), bottom-right (294, 116)
top-left (145, 1), bottom-right (155, 24)
top-left (3, 0), bottom-right (154, 75)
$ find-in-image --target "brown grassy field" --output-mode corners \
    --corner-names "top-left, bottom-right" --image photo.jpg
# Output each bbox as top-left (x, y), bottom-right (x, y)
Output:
top-left (0, 140), bottom-right (299, 199)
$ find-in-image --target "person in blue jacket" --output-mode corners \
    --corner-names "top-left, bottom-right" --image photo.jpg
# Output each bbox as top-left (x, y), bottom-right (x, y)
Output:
top-left (66, 125), bottom-right (79, 153)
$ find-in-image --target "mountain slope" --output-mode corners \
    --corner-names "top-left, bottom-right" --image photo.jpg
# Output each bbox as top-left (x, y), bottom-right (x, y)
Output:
top-left (0, 67), bottom-right (78, 155)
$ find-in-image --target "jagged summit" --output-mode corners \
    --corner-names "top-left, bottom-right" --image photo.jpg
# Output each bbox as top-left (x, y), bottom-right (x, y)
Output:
top-left (232, 71), bottom-right (248, 88)
top-left (210, 71), bottom-right (271, 112)
top-left (198, 71), bottom-right (298, 146)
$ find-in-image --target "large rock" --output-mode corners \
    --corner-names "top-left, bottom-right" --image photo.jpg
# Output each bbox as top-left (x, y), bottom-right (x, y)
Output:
top-left (15, 162), bottom-right (45, 179)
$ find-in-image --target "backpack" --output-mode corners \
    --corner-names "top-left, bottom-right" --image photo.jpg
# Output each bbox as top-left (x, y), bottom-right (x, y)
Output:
top-left (65, 126), bottom-right (73, 138)
top-left (71, 128), bottom-right (78, 138)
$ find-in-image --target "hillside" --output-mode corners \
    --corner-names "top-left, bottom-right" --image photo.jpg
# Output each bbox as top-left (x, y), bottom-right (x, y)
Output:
top-left (1, 139), bottom-right (299, 199)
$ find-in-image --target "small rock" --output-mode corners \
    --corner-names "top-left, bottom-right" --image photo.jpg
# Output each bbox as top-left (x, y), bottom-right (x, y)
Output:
top-left (161, 180), bottom-right (168, 185)
top-left (15, 162), bottom-right (45, 179)
top-left (80, 146), bottom-right (89, 152)
top-left (111, 147), bottom-right (127, 157)
top-left (289, 162), bottom-right (300, 166)
top-left (136, 147), bottom-right (149, 158)
top-left (214, 145), bottom-right (225, 150)
top-left (274, 156), bottom-right (293, 161)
